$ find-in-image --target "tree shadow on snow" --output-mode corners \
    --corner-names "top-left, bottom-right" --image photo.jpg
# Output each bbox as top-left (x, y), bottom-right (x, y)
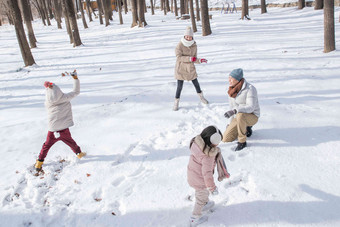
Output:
top-left (80, 146), bottom-right (189, 165)
top-left (210, 184), bottom-right (340, 226)
top-left (2, 184), bottom-right (340, 226)
top-left (252, 126), bottom-right (340, 147)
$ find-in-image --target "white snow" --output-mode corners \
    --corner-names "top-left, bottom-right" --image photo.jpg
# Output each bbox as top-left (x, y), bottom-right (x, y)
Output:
top-left (208, 0), bottom-right (314, 8)
top-left (1, 4), bottom-right (340, 227)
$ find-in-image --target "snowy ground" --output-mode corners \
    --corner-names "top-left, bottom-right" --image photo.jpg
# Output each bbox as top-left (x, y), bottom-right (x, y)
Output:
top-left (1, 5), bottom-right (340, 227)
top-left (207, 0), bottom-right (312, 8)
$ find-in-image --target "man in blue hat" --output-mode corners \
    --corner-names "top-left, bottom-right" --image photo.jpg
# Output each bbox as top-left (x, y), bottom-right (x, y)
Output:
top-left (223, 68), bottom-right (260, 151)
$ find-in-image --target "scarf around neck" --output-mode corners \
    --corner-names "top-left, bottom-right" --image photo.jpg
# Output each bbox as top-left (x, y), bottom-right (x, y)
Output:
top-left (228, 78), bottom-right (245, 98)
top-left (181, 37), bottom-right (195, 47)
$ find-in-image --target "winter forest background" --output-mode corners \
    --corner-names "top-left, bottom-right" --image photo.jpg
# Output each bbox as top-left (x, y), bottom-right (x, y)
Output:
top-left (1, 0), bottom-right (340, 226)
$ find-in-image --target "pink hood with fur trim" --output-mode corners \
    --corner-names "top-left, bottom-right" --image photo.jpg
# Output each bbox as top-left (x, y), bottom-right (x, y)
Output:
top-left (187, 135), bottom-right (219, 190)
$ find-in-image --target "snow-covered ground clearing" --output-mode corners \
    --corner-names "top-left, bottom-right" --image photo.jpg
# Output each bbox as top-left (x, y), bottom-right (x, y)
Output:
top-left (1, 5), bottom-right (340, 227)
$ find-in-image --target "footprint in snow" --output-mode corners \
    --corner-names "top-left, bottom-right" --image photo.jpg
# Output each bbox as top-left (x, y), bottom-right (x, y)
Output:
top-left (128, 165), bottom-right (145, 178)
top-left (111, 176), bottom-right (126, 187)
top-left (228, 154), bottom-right (236, 161)
top-left (224, 172), bottom-right (249, 189)
top-left (109, 201), bottom-right (122, 216)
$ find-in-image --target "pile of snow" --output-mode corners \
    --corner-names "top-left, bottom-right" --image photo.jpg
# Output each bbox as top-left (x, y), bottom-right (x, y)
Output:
top-left (1, 5), bottom-right (340, 227)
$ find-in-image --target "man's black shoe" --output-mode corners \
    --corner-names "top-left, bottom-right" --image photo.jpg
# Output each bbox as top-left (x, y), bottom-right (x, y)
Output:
top-left (246, 126), bottom-right (253, 137)
top-left (235, 142), bottom-right (247, 151)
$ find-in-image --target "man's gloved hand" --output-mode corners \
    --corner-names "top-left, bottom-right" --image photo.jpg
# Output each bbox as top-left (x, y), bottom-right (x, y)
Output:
top-left (200, 58), bottom-right (207, 63)
top-left (190, 57), bottom-right (197, 62)
top-left (71, 70), bottom-right (78, 79)
top-left (224, 109), bottom-right (237, 118)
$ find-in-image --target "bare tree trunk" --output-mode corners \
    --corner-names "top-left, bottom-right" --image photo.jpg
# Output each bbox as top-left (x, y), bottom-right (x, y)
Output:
top-left (315, 0), bottom-right (323, 10)
top-left (7, 12), bottom-right (14, 25)
top-left (53, 0), bottom-right (63, 29)
top-left (189, 0), bottom-right (196, 32)
top-left (298, 0), bottom-right (305, 9)
top-left (195, 0), bottom-right (199, 21)
top-left (101, 0), bottom-right (110, 26)
top-left (6, 0), bottom-right (35, 66)
top-left (27, 0), bottom-right (34, 21)
top-left (131, 0), bottom-right (138, 27)
top-left (324, 0), bottom-right (335, 53)
top-left (138, 0), bottom-right (147, 27)
top-left (185, 0), bottom-right (190, 14)
top-left (261, 0), bottom-right (267, 13)
top-left (165, 0), bottom-right (170, 12)
top-left (65, 0), bottom-right (82, 46)
top-left (123, 0), bottom-right (128, 14)
top-left (174, 0), bottom-right (178, 16)
top-left (108, 0), bottom-right (113, 21)
top-left (19, 0), bottom-right (37, 48)
top-left (90, 4), bottom-right (97, 16)
top-left (97, 0), bottom-right (104, 24)
top-left (32, 0), bottom-right (46, 25)
top-left (200, 0), bottom-right (211, 36)
top-left (180, 0), bottom-right (185, 16)
top-left (144, 0), bottom-right (147, 12)
top-left (171, 0), bottom-right (173, 13)
top-left (241, 0), bottom-right (250, 20)
top-left (186, 0), bottom-right (189, 14)
top-left (118, 0), bottom-right (123, 24)
top-left (78, 0), bottom-right (88, 28)
top-left (163, 0), bottom-right (167, 15)
top-left (62, 0), bottom-right (73, 43)
top-left (40, 0), bottom-right (51, 25)
top-left (85, 0), bottom-right (93, 21)
top-left (47, 0), bottom-right (53, 19)
top-left (161, 0), bottom-right (164, 11)
top-left (150, 0), bottom-right (155, 15)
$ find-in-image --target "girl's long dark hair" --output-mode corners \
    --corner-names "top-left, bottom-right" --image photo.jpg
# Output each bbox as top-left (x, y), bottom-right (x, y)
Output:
top-left (190, 126), bottom-right (222, 152)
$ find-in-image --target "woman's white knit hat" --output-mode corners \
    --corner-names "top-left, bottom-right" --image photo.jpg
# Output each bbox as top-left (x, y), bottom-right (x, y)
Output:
top-left (184, 26), bottom-right (194, 37)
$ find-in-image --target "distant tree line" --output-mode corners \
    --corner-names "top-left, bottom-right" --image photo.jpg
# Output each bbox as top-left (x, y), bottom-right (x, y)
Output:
top-left (0, 0), bottom-right (337, 66)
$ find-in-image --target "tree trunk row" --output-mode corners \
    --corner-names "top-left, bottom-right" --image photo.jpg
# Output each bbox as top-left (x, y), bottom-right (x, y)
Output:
top-left (324, 0), bottom-right (335, 53)
top-left (19, 0), bottom-right (37, 48)
top-left (78, 0), bottom-right (88, 29)
top-left (315, 0), bottom-right (323, 10)
top-left (5, 0), bottom-right (35, 66)
top-left (298, 0), bottom-right (305, 9)
top-left (65, 0), bottom-right (82, 46)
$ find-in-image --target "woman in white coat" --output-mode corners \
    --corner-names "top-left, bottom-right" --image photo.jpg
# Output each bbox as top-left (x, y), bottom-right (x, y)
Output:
top-left (173, 26), bottom-right (209, 111)
top-left (222, 68), bottom-right (260, 151)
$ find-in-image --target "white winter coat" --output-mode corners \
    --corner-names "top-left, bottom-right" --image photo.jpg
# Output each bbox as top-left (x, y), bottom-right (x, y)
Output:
top-left (45, 79), bottom-right (80, 132)
top-left (229, 79), bottom-right (260, 124)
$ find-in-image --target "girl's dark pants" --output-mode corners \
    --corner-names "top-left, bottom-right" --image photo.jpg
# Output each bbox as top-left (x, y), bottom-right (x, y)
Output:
top-left (175, 79), bottom-right (202, 99)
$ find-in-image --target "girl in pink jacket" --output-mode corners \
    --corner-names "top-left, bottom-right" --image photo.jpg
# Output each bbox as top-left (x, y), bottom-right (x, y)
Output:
top-left (187, 125), bottom-right (222, 226)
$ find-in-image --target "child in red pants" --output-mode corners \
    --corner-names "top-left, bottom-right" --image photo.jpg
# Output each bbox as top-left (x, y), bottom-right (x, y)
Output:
top-left (35, 71), bottom-right (86, 171)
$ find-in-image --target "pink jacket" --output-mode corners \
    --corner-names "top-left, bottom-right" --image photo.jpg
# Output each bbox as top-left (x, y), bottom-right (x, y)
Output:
top-left (187, 135), bottom-right (220, 190)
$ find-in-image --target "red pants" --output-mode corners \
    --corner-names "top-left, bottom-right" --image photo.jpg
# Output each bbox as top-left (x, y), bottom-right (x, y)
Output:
top-left (38, 128), bottom-right (81, 161)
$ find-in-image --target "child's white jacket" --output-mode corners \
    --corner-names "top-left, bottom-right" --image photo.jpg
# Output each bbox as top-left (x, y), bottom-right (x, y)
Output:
top-left (45, 79), bottom-right (80, 132)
